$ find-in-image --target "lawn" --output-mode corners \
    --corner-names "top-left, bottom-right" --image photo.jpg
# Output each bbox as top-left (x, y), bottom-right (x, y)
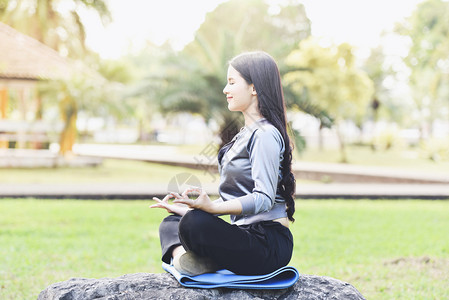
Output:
top-left (0, 158), bottom-right (317, 185)
top-left (0, 159), bottom-right (215, 184)
top-left (3, 143), bottom-right (448, 186)
top-left (0, 199), bottom-right (448, 299)
top-left (297, 145), bottom-right (449, 174)
top-left (178, 143), bottom-right (449, 175)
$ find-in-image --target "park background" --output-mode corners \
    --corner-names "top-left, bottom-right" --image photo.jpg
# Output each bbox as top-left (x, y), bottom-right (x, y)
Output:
top-left (1, 0), bottom-right (449, 299)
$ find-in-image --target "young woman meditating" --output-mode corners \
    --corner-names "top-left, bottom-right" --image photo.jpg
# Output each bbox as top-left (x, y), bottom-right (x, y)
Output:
top-left (151, 51), bottom-right (296, 276)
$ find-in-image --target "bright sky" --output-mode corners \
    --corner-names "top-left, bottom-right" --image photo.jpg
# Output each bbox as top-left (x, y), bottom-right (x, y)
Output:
top-left (83, 0), bottom-right (425, 59)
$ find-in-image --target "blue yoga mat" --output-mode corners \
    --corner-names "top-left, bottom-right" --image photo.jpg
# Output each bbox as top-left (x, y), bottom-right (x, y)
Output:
top-left (162, 262), bottom-right (300, 289)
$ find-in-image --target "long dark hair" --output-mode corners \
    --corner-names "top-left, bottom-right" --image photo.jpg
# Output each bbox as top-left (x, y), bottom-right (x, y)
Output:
top-left (229, 51), bottom-right (296, 222)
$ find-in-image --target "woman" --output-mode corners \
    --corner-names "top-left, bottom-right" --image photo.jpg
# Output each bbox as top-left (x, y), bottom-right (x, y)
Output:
top-left (151, 51), bottom-right (296, 276)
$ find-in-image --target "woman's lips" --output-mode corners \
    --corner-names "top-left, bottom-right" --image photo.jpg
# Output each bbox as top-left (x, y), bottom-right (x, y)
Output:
top-left (227, 96), bottom-right (233, 102)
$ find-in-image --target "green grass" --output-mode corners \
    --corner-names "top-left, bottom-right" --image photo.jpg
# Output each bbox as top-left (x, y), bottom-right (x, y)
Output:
top-left (3, 144), bottom-right (448, 186)
top-left (0, 159), bottom-right (215, 184)
top-left (297, 145), bottom-right (449, 174)
top-left (0, 158), bottom-right (317, 185)
top-left (0, 199), bottom-right (448, 299)
top-left (178, 143), bottom-right (449, 175)
top-left (292, 200), bottom-right (449, 299)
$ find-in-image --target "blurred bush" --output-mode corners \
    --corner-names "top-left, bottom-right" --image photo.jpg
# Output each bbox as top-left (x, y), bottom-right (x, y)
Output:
top-left (371, 128), bottom-right (405, 151)
top-left (419, 138), bottom-right (449, 162)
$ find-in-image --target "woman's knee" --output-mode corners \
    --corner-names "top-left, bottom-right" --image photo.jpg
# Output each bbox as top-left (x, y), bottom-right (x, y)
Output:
top-left (179, 209), bottom-right (212, 232)
top-left (178, 210), bottom-right (215, 246)
top-left (159, 214), bottom-right (181, 236)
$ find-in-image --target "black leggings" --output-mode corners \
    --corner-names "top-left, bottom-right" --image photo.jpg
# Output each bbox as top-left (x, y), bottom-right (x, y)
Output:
top-left (158, 209), bottom-right (293, 275)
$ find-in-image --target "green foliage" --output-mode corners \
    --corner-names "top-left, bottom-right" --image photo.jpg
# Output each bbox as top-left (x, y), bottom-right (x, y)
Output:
top-left (285, 38), bottom-right (374, 162)
top-left (39, 69), bottom-right (123, 120)
top-left (285, 38), bottom-right (374, 124)
top-left (132, 0), bottom-right (311, 146)
top-left (419, 138), bottom-right (449, 161)
top-left (397, 0), bottom-right (449, 71)
top-left (371, 128), bottom-right (405, 151)
top-left (37, 68), bottom-right (127, 152)
top-left (97, 59), bottom-right (136, 84)
top-left (395, 0), bottom-right (449, 137)
top-left (188, 0), bottom-right (310, 61)
top-left (290, 126), bottom-right (307, 155)
top-left (0, 0), bottom-right (7, 14)
top-left (362, 46), bottom-right (406, 124)
top-left (118, 43), bottom-right (179, 140)
top-left (283, 85), bottom-right (334, 129)
top-left (1, 199), bottom-right (448, 299)
top-left (0, 0), bottom-right (111, 58)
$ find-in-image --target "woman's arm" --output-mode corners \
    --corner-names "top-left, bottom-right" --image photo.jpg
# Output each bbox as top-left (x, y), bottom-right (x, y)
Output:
top-left (240, 126), bottom-right (284, 214)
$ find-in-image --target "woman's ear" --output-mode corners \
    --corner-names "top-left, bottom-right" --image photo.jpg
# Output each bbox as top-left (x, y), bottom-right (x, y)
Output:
top-left (251, 85), bottom-right (257, 96)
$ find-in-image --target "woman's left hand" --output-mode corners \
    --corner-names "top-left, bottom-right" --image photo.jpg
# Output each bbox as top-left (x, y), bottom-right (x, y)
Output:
top-left (172, 187), bottom-right (216, 214)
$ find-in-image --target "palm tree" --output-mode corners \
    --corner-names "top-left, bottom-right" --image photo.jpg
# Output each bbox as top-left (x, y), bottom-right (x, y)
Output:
top-left (130, 33), bottom-right (240, 148)
top-left (1, 0), bottom-right (112, 155)
top-left (133, 0), bottom-right (316, 149)
top-left (0, 0), bottom-right (110, 58)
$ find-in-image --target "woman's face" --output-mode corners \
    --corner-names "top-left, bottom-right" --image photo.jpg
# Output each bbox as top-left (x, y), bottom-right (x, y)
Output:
top-left (223, 65), bottom-right (257, 113)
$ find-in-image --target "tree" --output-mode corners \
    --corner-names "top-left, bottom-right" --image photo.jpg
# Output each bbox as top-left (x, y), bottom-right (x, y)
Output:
top-left (395, 0), bottom-right (449, 140)
top-left (38, 68), bottom-right (123, 155)
top-left (285, 37), bottom-right (374, 162)
top-left (0, 0), bottom-right (111, 58)
top-left (124, 43), bottom-right (183, 142)
top-left (361, 46), bottom-right (405, 150)
top-left (188, 0), bottom-right (310, 62)
top-left (134, 0), bottom-right (312, 149)
top-left (363, 46), bottom-right (388, 123)
top-left (1, 0), bottom-right (116, 154)
top-left (183, 0), bottom-right (312, 147)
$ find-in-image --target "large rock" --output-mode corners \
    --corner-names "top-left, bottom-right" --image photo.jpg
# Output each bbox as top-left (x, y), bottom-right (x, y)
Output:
top-left (38, 273), bottom-right (365, 300)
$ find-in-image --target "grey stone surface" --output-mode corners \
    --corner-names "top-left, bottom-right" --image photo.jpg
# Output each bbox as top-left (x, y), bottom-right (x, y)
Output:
top-left (38, 272), bottom-right (366, 300)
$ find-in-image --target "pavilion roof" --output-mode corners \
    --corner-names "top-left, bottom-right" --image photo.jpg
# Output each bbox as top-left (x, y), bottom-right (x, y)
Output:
top-left (0, 22), bottom-right (72, 81)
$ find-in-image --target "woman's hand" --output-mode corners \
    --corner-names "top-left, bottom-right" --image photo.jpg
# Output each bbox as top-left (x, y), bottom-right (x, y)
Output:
top-left (172, 187), bottom-right (216, 213)
top-left (172, 187), bottom-right (242, 215)
top-left (150, 193), bottom-right (190, 216)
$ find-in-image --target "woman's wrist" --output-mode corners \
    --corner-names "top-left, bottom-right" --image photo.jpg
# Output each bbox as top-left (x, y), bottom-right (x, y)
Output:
top-left (211, 199), bottom-right (242, 215)
top-left (171, 205), bottom-right (190, 216)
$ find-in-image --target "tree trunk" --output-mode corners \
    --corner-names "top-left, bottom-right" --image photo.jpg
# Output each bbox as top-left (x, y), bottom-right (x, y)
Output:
top-left (33, 94), bottom-right (44, 149)
top-left (318, 121), bottom-right (324, 151)
top-left (138, 118), bottom-right (144, 142)
top-left (370, 98), bottom-right (379, 152)
top-left (335, 125), bottom-right (347, 163)
top-left (59, 96), bottom-right (77, 156)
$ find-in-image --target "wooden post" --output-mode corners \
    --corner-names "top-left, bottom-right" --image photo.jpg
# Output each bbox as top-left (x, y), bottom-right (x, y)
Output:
top-left (0, 88), bottom-right (7, 118)
top-left (0, 88), bottom-right (8, 148)
top-left (16, 89), bottom-right (26, 149)
top-left (32, 90), bottom-right (43, 149)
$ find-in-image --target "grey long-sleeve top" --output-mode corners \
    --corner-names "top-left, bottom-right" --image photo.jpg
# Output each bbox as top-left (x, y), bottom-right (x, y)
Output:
top-left (217, 118), bottom-right (288, 225)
